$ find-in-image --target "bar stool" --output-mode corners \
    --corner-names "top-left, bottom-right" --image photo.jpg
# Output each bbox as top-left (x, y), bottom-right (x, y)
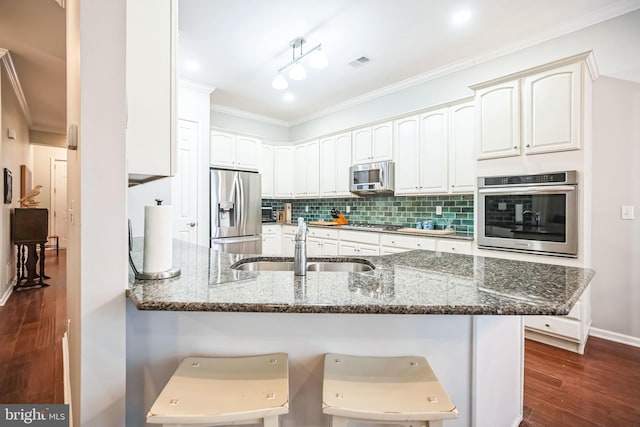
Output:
top-left (322, 353), bottom-right (458, 427)
top-left (147, 353), bottom-right (289, 427)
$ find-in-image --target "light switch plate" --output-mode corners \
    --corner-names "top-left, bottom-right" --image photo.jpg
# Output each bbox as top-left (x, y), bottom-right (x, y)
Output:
top-left (621, 205), bottom-right (634, 220)
top-left (436, 206), bottom-right (443, 215)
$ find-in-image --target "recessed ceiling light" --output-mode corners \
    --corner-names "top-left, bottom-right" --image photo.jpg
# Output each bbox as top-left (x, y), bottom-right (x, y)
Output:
top-left (452, 9), bottom-right (472, 26)
top-left (283, 93), bottom-right (295, 102)
top-left (185, 60), bottom-right (200, 71)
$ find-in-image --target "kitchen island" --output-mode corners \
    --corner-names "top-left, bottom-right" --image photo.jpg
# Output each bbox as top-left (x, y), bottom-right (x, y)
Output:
top-left (127, 240), bottom-right (594, 427)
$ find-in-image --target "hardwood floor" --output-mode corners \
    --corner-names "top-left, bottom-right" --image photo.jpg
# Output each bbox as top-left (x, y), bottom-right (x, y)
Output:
top-left (0, 249), bottom-right (66, 404)
top-left (1, 252), bottom-right (639, 427)
top-left (521, 337), bottom-right (640, 427)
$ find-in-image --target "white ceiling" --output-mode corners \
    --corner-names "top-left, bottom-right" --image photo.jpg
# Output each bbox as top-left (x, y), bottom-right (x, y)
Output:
top-left (0, 0), bottom-right (66, 134)
top-left (179, 0), bottom-right (640, 125)
top-left (0, 1), bottom-right (637, 136)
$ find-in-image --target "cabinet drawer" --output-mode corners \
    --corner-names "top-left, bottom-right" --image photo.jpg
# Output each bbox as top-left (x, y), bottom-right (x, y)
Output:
top-left (262, 224), bottom-right (280, 235)
top-left (308, 228), bottom-right (339, 240)
top-left (380, 234), bottom-right (436, 251)
top-left (525, 316), bottom-right (580, 341)
top-left (339, 230), bottom-right (380, 245)
top-left (436, 240), bottom-right (473, 255)
top-left (282, 225), bottom-right (298, 236)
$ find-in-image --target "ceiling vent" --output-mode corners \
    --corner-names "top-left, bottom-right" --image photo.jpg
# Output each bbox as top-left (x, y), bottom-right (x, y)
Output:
top-left (348, 56), bottom-right (372, 68)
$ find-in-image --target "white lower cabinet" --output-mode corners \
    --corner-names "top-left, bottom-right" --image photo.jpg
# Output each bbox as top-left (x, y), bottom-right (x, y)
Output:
top-left (261, 224), bottom-right (281, 255)
top-left (281, 225), bottom-right (297, 256)
top-left (308, 228), bottom-right (339, 256)
top-left (338, 230), bottom-right (380, 256)
top-left (524, 286), bottom-right (591, 354)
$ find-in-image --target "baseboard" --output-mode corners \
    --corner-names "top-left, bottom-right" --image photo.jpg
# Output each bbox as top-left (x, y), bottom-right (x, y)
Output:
top-left (589, 327), bottom-right (640, 348)
top-left (512, 415), bottom-right (524, 427)
top-left (0, 279), bottom-right (15, 306)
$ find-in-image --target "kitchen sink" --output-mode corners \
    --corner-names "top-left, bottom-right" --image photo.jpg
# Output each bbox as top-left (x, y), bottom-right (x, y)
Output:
top-left (231, 259), bottom-right (375, 272)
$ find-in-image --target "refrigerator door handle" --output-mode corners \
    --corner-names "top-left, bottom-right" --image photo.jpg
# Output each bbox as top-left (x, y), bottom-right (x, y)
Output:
top-left (211, 235), bottom-right (261, 244)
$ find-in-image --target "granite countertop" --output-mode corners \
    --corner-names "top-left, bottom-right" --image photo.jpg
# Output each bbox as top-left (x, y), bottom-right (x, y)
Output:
top-left (127, 240), bottom-right (594, 315)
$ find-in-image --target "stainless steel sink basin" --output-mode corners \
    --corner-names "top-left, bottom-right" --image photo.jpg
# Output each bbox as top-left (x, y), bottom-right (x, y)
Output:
top-left (231, 259), bottom-right (375, 272)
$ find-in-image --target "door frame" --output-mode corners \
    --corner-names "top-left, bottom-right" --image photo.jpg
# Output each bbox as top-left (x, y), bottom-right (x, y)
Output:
top-left (49, 158), bottom-right (68, 248)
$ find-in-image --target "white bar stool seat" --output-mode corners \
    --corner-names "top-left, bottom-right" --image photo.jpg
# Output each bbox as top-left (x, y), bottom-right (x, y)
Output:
top-left (322, 353), bottom-right (458, 427)
top-left (147, 353), bottom-right (289, 427)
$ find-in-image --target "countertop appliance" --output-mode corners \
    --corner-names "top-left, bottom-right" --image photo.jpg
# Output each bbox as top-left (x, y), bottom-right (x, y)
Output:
top-left (261, 206), bottom-right (276, 223)
top-left (477, 171), bottom-right (578, 257)
top-left (210, 168), bottom-right (262, 253)
top-left (349, 161), bottom-right (394, 195)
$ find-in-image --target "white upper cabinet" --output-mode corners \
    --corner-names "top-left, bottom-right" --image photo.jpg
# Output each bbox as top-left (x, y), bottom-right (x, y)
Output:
top-left (259, 144), bottom-right (274, 198)
top-left (394, 103), bottom-right (474, 195)
top-left (294, 140), bottom-right (320, 198)
top-left (352, 121), bottom-right (393, 164)
top-left (522, 62), bottom-right (582, 154)
top-left (210, 130), bottom-right (260, 171)
top-left (474, 55), bottom-right (592, 160)
top-left (319, 133), bottom-right (352, 197)
top-left (449, 102), bottom-right (475, 193)
top-left (126, 0), bottom-right (176, 182)
top-left (475, 80), bottom-right (521, 160)
top-left (274, 146), bottom-right (294, 198)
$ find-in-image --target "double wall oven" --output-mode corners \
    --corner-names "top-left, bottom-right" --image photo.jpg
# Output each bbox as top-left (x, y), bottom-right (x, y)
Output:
top-left (477, 171), bottom-right (578, 257)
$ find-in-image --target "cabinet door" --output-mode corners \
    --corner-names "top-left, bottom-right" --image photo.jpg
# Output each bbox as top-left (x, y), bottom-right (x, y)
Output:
top-left (259, 144), bottom-right (274, 198)
top-left (334, 133), bottom-right (352, 195)
top-left (476, 81), bottom-right (521, 159)
top-left (305, 140), bottom-right (320, 197)
top-left (394, 115), bottom-right (421, 194)
top-left (420, 109), bottom-right (448, 193)
top-left (352, 128), bottom-right (372, 164)
top-left (262, 234), bottom-right (280, 255)
top-left (371, 121), bottom-right (393, 161)
top-left (307, 237), bottom-right (323, 257)
top-left (319, 137), bottom-right (337, 196)
top-left (321, 239), bottom-right (339, 256)
top-left (449, 103), bottom-right (475, 193)
top-left (236, 135), bottom-right (261, 170)
top-left (339, 242), bottom-right (359, 256)
top-left (358, 243), bottom-right (380, 256)
top-left (274, 146), bottom-right (294, 198)
top-left (126, 0), bottom-right (176, 179)
top-left (522, 62), bottom-right (582, 154)
top-left (281, 234), bottom-right (296, 256)
top-left (294, 144), bottom-right (307, 197)
top-left (210, 131), bottom-right (236, 167)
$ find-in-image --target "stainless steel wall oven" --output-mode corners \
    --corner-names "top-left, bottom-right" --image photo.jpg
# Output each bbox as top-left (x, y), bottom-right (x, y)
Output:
top-left (477, 171), bottom-right (578, 257)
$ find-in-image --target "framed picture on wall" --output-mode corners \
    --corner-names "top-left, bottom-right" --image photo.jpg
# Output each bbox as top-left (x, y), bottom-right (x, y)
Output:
top-left (4, 168), bottom-right (12, 204)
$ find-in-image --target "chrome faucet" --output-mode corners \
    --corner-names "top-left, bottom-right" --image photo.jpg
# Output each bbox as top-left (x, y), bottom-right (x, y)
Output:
top-left (523, 210), bottom-right (541, 226)
top-left (294, 218), bottom-right (308, 276)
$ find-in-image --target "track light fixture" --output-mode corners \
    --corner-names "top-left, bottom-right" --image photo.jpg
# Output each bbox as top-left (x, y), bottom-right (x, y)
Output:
top-left (272, 37), bottom-right (328, 90)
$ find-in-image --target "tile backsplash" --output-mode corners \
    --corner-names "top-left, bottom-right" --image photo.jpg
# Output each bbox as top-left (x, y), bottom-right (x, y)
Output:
top-left (263, 194), bottom-right (475, 237)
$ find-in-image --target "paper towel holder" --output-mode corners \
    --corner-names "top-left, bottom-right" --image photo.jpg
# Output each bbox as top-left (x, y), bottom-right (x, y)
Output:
top-left (128, 219), bottom-right (181, 280)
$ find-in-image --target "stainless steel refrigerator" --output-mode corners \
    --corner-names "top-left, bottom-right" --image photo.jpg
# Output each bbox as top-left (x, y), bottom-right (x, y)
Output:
top-left (210, 168), bottom-right (262, 254)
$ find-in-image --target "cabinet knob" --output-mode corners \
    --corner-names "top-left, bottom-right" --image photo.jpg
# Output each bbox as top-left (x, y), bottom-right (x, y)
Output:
top-left (513, 146), bottom-right (518, 149)
top-left (526, 144), bottom-right (530, 148)
top-left (417, 243), bottom-right (421, 247)
top-left (545, 323), bottom-right (550, 328)
top-left (188, 222), bottom-right (196, 227)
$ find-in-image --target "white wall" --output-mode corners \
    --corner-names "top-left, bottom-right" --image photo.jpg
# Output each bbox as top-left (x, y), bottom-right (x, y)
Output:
top-left (0, 62), bottom-right (31, 303)
top-left (210, 108), bottom-right (290, 142)
top-left (66, 0), bottom-right (127, 426)
top-left (591, 76), bottom-right (640, 340)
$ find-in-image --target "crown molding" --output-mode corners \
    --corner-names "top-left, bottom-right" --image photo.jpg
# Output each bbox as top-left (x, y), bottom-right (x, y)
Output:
top-left (0, 49), bottom-right (33, 128)
top-left (210, 103), bottom-right (290, 128)
top-left (178, 79), bottom-right (216, 94)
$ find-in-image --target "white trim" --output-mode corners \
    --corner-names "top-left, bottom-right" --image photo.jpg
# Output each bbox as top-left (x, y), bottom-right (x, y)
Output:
top-left (0, 280), bottom-right (15, 306)
top-left (178, 79), bottom-right (216, 95)
top-left (0, 49), bottom-right (33, 128)
top-left (210, 104), bottom-right (290, 128)
top-left (589, 327), bottom-right (640, 348)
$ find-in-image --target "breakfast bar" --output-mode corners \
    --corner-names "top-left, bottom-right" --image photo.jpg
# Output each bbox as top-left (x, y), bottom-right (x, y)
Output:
top-left (126, 240), bottom-right (594, 427)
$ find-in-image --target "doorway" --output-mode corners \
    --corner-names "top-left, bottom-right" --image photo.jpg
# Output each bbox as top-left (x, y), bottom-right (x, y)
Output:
top-left (50, 159), bottom-right (68, 249)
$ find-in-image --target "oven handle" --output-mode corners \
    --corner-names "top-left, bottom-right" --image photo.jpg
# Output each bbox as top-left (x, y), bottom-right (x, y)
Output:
top-left (478, 185), bottom-right (576, 195)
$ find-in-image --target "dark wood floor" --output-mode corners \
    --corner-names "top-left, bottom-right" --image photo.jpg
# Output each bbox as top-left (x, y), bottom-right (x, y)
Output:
top-left (1, 251), bottom-right (639, 427)
top-left (521, 336), bottom-right (640, 427)
top-left (0, 249), bottom-right (66, 404)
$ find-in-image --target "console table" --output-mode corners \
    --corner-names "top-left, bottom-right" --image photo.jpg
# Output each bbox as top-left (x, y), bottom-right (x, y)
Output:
top-left (11, 208), bottom-right (49, 289)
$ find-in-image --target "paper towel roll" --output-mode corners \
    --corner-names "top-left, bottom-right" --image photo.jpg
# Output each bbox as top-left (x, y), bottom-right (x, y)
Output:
top-left (143, 204), bottom-right (173, 273)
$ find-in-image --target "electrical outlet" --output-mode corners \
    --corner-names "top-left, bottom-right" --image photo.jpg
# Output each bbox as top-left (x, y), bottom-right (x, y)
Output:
top-left (346, 206), bottom-right (351, 213)
top-left (436, 206), bottom-right (443, 215)
top-left (621, 205), bottom-right (635, 220)
top-left (305, 205), bottom-right (309, 212)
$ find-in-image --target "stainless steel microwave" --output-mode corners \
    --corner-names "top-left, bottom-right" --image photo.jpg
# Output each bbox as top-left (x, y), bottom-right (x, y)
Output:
top-left (477, 171), bottom-right (578, 257)
top-left (349, 161), bottom-right (395, 196)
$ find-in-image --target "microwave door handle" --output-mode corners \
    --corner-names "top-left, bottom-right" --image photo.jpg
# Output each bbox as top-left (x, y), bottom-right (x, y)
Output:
top-left (478, 185), bottom-right (576, 195)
